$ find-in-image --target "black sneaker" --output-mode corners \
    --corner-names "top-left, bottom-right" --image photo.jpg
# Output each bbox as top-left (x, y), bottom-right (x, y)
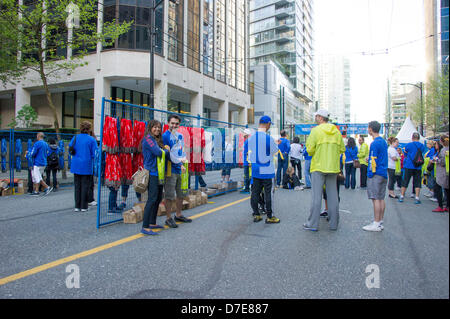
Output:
top-left (174, 215), bottom-right (192, 223)
top-left (320, 211), bottom-right (328, 218)
top-left (31, 192), bottom-right (40, 197)
top-left (165, 218), bottom-right (178, 228)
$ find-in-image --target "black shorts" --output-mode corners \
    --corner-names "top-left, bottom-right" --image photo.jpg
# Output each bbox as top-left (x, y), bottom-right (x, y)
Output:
top-left (402, 168), bottom-right (422, 189)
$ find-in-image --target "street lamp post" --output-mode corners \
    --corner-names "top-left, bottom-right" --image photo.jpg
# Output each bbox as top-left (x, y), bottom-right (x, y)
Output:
top-left (401, 82), bottom-right (424, 136)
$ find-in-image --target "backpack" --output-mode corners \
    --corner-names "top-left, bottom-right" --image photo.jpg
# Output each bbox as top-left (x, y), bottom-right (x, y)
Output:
top-left (47, 150), bottom-right (59, 168)
top-left (412, 144), bottom-right (424, 168)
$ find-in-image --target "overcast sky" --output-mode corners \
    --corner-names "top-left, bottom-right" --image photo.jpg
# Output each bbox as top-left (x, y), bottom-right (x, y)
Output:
top-left (314, 0), bottom-right (426, 123)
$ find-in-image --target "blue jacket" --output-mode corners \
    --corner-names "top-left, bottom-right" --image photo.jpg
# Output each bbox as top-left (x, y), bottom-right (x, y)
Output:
top-left (403, 141), bottom-right (426, 170)
top-left (69, 133), bottom-right (98, 175)
top-left (344, 146), bottom-right (358, 163)
top-left (368, 137), bottom-right (388, 179)
top-left (278, 137), bottom-right (291, 156)
top-left (303, 148), bottom-right (312, 160)
top-left (248, 131), bottom-right (279, 179)
top-left (243, 139), bottom-right (249, 167)
top-left (30, 140), bottom-right (48, 167)
top-left (142, 134), bottom-right (168, 176)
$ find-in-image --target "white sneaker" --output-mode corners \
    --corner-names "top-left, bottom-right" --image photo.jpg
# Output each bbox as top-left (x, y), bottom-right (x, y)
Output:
top-left (424, 191), bottom-right (433, 198)
top-left (74, 208), bottom-right (80, 212)
top-left (363, 222), bottom-right (382, 232)
top-left (81, 208), bottom-right (88, 212)
top-left (294, 186), bottom-right (302, 191)
top-left (429, 197), bottom-right (438, 202)
top-left (410, 194), bottom-right (415, 198)
top-left (395, 186), bottom-right (401, 191)
top-left (88, 201), bottom-right (97, 206)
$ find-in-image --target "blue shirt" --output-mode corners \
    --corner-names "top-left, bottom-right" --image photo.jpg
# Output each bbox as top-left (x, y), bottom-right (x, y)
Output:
top-left (243, 139), bottom-right (249, 167)
top-left (30, 140), bottom-right (48, 167)
top-left (278, 137), bottom-right (291, 156)
top-left (344, 146), bottom-right (358, 162)
top-left (248, 131), bottom-right (279, 179)
top-left (142, 134), bottom-right (166, 176)
top-left (162, 130), bottom-right (185, 175)
top-left (368, 136), bottom-right (388, 179)
top-left (69, 134), bottom-right (98, 175)
top-left (303, 149), bottom-right (312, 160)
top-left (403, 141), bottom-right (426, 170)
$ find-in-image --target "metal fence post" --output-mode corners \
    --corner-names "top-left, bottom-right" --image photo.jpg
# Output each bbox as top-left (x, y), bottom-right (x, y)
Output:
top-left (9, 128), bottom-right (15, 192)
top-left (194, 114), bottom-right (200, 190)
top-left (96, 97), bottom-right (106, 229)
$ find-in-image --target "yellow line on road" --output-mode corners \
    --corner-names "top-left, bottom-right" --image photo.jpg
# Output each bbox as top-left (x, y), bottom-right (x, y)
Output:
top-left (0, 196), bottom-right (250, 286)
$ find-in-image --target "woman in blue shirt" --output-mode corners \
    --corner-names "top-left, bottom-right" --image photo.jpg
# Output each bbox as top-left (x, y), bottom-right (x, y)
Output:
top-left (141, 120), bottom-right (169, 235)
top-left (344, 137), bottom-right (358, 189)
top-left (69, 121), bottom-right (98, 211)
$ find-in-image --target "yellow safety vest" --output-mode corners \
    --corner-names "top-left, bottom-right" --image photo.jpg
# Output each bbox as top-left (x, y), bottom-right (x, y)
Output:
top-left (181, 161), bottom-right (189, 196)
top-left (446, 151), bottom-right (449, 175)
top-left (395, 158), bottom-right (401, 176)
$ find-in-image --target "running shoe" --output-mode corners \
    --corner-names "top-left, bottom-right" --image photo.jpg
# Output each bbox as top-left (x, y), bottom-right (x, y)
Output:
top-left (253, 215), bottom-right (263, 223)
top-left (174, 215), bottom-right (192, 223)
top-left (302, 223), bottom-right (318, 231)
top-left (165, 218), bottom-right (178, 228)
top-left (265, 216), bottom-right (280, 224)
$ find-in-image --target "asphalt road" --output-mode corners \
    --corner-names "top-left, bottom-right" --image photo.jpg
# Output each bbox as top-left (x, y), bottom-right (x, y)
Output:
top-left (0, 181), bottom-right (448, 299)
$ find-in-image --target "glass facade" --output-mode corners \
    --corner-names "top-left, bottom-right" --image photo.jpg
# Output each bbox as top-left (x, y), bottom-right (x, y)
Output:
top-left (62, 89), bottom-right (94, 129)
top-left (168, 0), bottom-right (184, 64)
top-left (215, 0), bottom-right (227, 82)
top-left (202, 0), bottom-right (214, 77)
top-left (187, 0), bottom-right (201, 71)
top-left (227, 0), bottom-right (237, 87)
top-left (441, 0), bottom-right (449, 70)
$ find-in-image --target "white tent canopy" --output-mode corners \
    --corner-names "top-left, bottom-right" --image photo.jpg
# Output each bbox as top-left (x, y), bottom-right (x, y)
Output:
top-left (396, 116), bottom-right (425, 144)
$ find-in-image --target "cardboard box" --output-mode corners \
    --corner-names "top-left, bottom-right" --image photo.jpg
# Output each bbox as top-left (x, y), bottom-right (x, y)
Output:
top-left (133, 203), bottom-right (146, 215)
top-left (205, 188), bottom-right (217, 196)
top-left (195, 193), bottom-right (202, 206)
top-left (227, 181), bottom-right (238, 190)
top-left (182, 200), bottom-right (189, 210)
top-left (123, 210), bottom-right (138, 224)
top-left (187, 195), bottom-right (197, 209)
top-left (201, 192), bottom-right (208, 204)
top-left (1, 188), bottom-right (13, 196)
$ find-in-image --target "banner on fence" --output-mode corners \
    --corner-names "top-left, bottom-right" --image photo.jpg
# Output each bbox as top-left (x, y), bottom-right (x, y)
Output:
top-left (295, 123), bottom-right (383, 136)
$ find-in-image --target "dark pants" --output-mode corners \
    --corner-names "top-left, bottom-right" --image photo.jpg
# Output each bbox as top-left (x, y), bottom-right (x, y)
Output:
top-left (45, 168), bottom-right (58, 188)
top-left (88, 175), bottom-right (95, 203)
top-left (74, 174), bottom-right (90, 210)
top-left (27, 168), bottom-right (33, 193)
top-left (143, 175), bottom-right (164, 228)
top-left (290, 158), bottom-right (302, 180)
top-left (345, 163), bottom-right (356, 189)
top-left (283, 174), bottom-right (301, 189)
top-left (251, 178), bottom-right (273, 217)
top-left (108, 187), bottom-right (118, 211)
top-left (360, 164), bottom-right (368, 188)
top-left (188, 175), bottom-right (207, 189)
top-left (121, 184), bottom-right (141, 202)
top-left (243, 165), bottom-right (250, 191)
top-left (276, 154), bottom-right (289, 186)
top-left (434, 183), bottom-right (449, 209)
top-left (402, 168), bottom-right (422, 189)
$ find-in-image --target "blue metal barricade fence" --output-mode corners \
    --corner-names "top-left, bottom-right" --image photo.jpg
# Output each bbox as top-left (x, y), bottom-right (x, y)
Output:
top-left (96, 98), bottom-right (247, 228)
top-left (0, 129), bottom-right (75, 195)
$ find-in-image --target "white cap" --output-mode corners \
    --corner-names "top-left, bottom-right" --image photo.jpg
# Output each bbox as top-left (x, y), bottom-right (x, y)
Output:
top-left (242, 128), bottom-right (252, 136)
top-left (314, 109), bottom-right (330, 119)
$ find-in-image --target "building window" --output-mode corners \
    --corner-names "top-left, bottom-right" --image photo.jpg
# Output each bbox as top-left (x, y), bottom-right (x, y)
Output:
top-left (187, 0), bottom-right (200, 71)
top-left (168, 99), bottom-right (191, 115)
top-left (168, 0), bottom-right (184, 64)
top-left (62, 89), bottom-right (94, 129)
top-left (203, 0), bottom-right (214, 77)
top-left (227, 0), bottom-right (237, 87)
top-left (215, 0), bottom-right (226, 82)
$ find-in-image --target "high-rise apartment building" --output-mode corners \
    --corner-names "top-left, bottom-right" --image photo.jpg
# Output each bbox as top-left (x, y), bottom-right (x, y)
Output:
top-left (249, 0), bottom-right (315, 105)
top-left (317, 56), bottom-right (351, 123)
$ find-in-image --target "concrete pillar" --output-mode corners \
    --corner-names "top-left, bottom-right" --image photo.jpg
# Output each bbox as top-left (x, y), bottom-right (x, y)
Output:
top-left (238, 106), bottom-right (248, 125)
top-left (190, 92), bottom-right (203, 126)
top-left (218, 100), bottom-right (229, 123)
top-left (14, 85), bottom-right (31, 121)
top-left (93, 74), bottom-right (111, 138)
top-left (154, 79), bottom-right (167, 122)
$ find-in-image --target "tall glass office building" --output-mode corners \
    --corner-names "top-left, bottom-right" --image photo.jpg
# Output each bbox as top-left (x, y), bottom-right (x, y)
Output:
top-left (249, 0), bottom-right (315, 102)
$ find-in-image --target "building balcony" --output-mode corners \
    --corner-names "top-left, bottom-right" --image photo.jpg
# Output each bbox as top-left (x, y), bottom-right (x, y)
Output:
top-left (274, 6), bottom-right (294, 18)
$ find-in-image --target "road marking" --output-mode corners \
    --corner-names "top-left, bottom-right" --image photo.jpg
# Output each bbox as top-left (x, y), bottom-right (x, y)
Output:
top-left (207, 201), bottom-right (215, 204)
top-left (0, 196), bottom-right (250, 286)
top-left (339, 209), bottom-right (352, 214)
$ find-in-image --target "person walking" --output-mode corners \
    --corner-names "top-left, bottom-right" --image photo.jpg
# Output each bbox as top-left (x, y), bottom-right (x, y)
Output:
top-left (69, 121), bottom-right (98, 212)
top-left (387, 137), bottom-right (401, 198)
top-left (45, 137), bottom-right (60, 191)
top-left (362, 121), bottom-right (388, 232)
top-left (289, 136), bottom-right (303, 182)
top-left (398, 132), bottom-right (426, 204)
top-left (29, 132), bottom-right (53, 196)
top-left (240, 128), bottom-right (252, 194)
top-left (303, 109), bottom-right (345, 232)
top-left (431, 135), bottom-right (449, 212)
top-left (141, 120), bottom-right (170, 235)
top-left (358, 136), bottom-right (369, 189)
top-left (162, 114), bottom-right (192, 228)
top-left (276, 130), bottom-right (290, 188)
top-left (248, 116), bottom-right (281, 224)
top-left (423, 140), bottom-right (437, 201)
top-left (344, 137), bottom-right (358, 189)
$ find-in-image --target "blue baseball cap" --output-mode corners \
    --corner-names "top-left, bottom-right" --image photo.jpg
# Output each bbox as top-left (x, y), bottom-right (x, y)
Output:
top-left (259, 116), bottom-right (272, 124)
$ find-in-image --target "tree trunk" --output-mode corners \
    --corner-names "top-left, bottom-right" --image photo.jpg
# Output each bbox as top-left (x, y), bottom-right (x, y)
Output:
top-left (38, 57), bottom-right (61, 138)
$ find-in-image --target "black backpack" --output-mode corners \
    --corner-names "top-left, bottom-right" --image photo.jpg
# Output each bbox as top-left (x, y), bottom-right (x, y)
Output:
top-left (412, 144), bottom-right (424, 168)
top-left (47, 150), bottom-right (59, 168)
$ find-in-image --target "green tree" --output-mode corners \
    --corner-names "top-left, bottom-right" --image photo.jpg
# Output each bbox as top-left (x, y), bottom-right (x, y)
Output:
top-left (8, 104), bottom-right (38, 128)
top-left (0, 0), bottom-right (132, 132)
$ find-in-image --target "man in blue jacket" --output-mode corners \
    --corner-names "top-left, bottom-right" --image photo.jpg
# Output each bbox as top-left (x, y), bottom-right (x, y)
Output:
top-left (276, 130), bottom-right (290, 187)
top-left (399, 132), bottom-right (426, 204)
top-left (248, 116), bottom-right (281, 224)
top-left (29, 132), bottom-right (52, 196)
